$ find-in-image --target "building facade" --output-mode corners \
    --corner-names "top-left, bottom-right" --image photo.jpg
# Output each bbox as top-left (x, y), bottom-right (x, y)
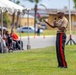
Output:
top-left (47, 9), bottom-right (76, 30)
top-left (1, 8), bottom-right (76, 30)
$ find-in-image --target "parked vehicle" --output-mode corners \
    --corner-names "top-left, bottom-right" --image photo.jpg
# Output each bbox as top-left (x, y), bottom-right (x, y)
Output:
top-left (40, 24), bottom-right (47, 30)
top-left (17, 26), bottom-right (43, 33)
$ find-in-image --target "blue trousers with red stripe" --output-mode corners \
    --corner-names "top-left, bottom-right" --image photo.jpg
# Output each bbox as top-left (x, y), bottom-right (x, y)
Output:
top-left (56, 33), bottom-right (67, 67)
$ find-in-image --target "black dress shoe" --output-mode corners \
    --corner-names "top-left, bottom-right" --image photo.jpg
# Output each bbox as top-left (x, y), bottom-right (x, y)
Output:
top-left (22, 49), bottom-right (24, 50)
top-left (61, 66), bottom-right (67, 68)
top-left (58, 65), bottom-right (67, 68)
top-left (58, 66), bottom-right (67, 68)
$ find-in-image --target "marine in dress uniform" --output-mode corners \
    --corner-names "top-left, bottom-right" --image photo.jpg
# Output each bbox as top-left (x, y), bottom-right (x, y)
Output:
top-left (44, 11), bottom-right (68, 68)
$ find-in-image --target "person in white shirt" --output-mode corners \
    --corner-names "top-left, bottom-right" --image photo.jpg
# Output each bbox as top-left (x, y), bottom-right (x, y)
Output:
top-left (0, 29), bottom-right (8, 53)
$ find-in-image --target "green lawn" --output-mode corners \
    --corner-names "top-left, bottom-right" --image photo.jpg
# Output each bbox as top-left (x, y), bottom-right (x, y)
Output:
top-left (16, 30), bottom-right (57, 36)
top-left (8, 29), bottom-right (76, 36)
top-left (16, 30), bottom-right (76, 36)
top-left (0, 45), bottom-right (76, 75)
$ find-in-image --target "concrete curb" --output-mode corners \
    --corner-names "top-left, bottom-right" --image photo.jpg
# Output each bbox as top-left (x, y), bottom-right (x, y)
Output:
top-left (19, 35), bottom-right (56, 39)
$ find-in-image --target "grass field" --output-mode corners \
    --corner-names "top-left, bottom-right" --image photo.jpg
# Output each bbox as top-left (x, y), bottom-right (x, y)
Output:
top-left (16, 30), bottom-right (76, 36)
top-left (16, 30), bottom-right (57, 36)
top-left (0, 45), bottom-right (76, 75)
top-left (8, 28), bottom-right (76, 36)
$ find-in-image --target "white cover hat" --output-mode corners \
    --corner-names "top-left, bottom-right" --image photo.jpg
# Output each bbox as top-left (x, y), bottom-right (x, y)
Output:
top-left (57, 10), bottom-right (65, 14)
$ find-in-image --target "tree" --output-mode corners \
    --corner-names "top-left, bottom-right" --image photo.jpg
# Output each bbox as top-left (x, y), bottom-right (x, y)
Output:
top-left (24, 0), bottom-right (42, 33)
top-left (73, 0), bottom-right (76, 8)
top-left (15, 0), bottom-right (20, 28)
top-left (0, 11), bottom-right (11, 27)
top-left (3, 12), bottom-right (11, 27)
top-left (9, 0), bottom-right (20, 28)
top-left (0, 12), bottom-right (11, 27)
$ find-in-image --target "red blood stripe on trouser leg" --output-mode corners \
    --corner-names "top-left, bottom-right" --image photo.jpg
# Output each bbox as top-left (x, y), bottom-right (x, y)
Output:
top-left (60, 33), bottom-right (66, 66)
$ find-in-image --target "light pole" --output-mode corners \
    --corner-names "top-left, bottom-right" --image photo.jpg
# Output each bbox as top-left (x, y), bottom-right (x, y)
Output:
top-left (68, 0), bottom-right (72, 36)
top-left (19, 8), bottom-right (27, 50)
top-left (19, 11), bottom-right (22, 50)
top-left (27, 8), bottom-right (31, 50)
top-left (66, 0), bottom-right (76, 45)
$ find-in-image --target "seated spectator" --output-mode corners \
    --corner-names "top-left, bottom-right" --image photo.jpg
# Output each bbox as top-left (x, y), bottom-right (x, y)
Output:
top-left (3, 29), bottom-right (8, 47)
top-left (5, 31), bottom-right (12, 50)
top-left (10, 30), bottom-right (23, 50)
top-left (0, 29), bottom-right (8, 53)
